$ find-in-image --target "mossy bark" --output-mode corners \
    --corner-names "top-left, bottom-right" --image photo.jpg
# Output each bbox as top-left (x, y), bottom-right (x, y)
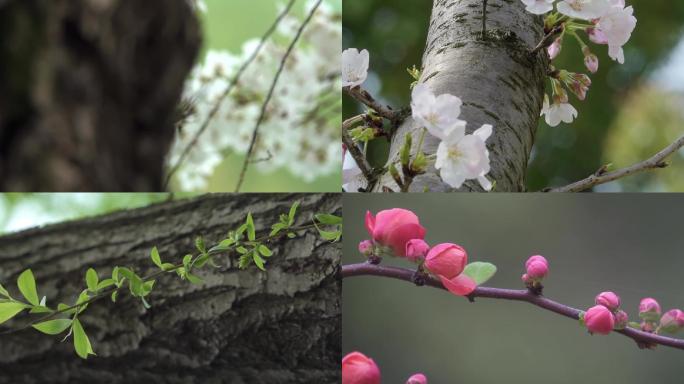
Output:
top-left (373, 0), bottom-right (548, 192)
top-left (0, 193), bottom-right (341, 383)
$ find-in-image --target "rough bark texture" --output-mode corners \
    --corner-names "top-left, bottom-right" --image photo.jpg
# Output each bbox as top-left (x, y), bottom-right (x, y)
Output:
top-left (374, 0), bottom-right (547, 192)
top-left (0, 193), bottom-right (341, 384)
top-left (0, 0), bottom-right (201, 191)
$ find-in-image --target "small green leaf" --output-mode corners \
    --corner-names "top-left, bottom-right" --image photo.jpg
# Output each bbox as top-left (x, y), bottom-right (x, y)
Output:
top-left (288, 202), bottom-right (299, 225)
top-left (315, 213), bottom-right (342, 225)
top-left (86, 268), bottom-right (99, 292)
top-left (161, 263), bottom-right (176, 271)
top-left (238, 254), bottom-right (251, 269)
top-left (258, 244), bottom-right (273, 257)
top-left (111, 291), bottom-right (118, 303)
top-left (0, 283), bottom-right (10, 298)
top-left (317, 229), bottom-right (341, 241)
top-left (210, 238), bottom-right (235, 252)
top-left (112, 267), bottom-right (120, 283)
top-left (72, 318), bottom-right (95, 359)
top-left (58, 303), bottom-right (77, 315)
top-left (246, 213), bottom-right (256, 241)
top-left (236, 246), bottom-right (248, 254)
top-left (253, 253), bottom-right (266, 271)
top-left (193, 254), bottom-right (210, 268)
top-left (150, 246), bottom-right (163, 268)
top-left (96, 279), bottom-right (116, 290)
top-left (182, 254), bottom-right (193, 269)
top-left (195, 237), bottom-right (206, 254)
top-left (32, 318), bottom-right (72, 335)
top-left (270, 223), bottom-right (286, 236)
top-left (0, 302), bottom-right (28, 325)
top-left (17, 269), bottom-right (39, 306)
top-left (185, 273), bottom-right (203, 285)
top-left (287, 232), bottom-right (296, 239)
top-left (628, 321), bottom-right (642, 329)
top-left (142, 280), bottom-right (155, 295)
top-left (76, 290), bottom-right (90, 313)
top-left (463, 262), bottom-right (497, 285)
top-left (29, 305), bottom-right (53, 314)
top-left (141, 296), bottom-right (151, 309)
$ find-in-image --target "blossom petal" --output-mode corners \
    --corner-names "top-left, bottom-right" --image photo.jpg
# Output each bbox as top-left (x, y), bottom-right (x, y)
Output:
top-left (439, 274), bottom-right (477, 296)
top-left (364, 211), bottom-right (375, 238)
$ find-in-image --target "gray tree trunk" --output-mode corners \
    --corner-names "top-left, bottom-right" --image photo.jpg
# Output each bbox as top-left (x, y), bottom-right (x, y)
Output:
top-left (373, 0), bottom-right (548, 192)
top-left (0, 193), bottom-right (341, 384)
top-left (0, 0), bottom-right (200, 191)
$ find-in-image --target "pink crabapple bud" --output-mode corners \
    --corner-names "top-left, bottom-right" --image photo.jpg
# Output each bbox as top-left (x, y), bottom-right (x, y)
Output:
top-left (358, 240), bottom-right (373, 256)
top-left (405, 239), bottom-right (430, 262)
top-left (659, 309), bottom-right (684, 334)
top-left (342, 352), bottom-right (381, 384)
top-left (639, 297), bottom-right (661, 316)
top-left (425, 243), bottom-right (467, 279)
top-left (365, 209), bottom-right (426, 257)
top-left (614, 310), bottom-right (629, 329)
top-left (524, 255), bottom-right (549, 280)
top-left (595, 291), bottom-right (621, 312)
top-left (584, 305), bottom-right (615, 335)
top-left (406, 373), bottom-right (428, 384)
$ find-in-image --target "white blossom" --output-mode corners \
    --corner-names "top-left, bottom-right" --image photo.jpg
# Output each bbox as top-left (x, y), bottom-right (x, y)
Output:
top-left (435, 124), bottom-right (493, 191)
top-left (557, 0), bottom-right (611, 20)
top-left (341, 48), bottom-right (369, 88)
top-left (541, 95), bottom-right (578, 127)
top-left (520, 0), bottom-right (555, 15)
top-left (594, 5), bottom-right (637, 64)
top-left (342, 149), bottom-right (367, 192)
top-left (411, 83), bottom-right (467, 140)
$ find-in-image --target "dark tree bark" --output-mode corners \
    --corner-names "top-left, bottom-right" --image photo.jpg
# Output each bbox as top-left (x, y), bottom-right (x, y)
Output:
top-left (373, 0), bottom-right (548, 192)
top-left (0, 0), bottom-right (201, 191)
top-left (0, 193), bottom-right (341, 384)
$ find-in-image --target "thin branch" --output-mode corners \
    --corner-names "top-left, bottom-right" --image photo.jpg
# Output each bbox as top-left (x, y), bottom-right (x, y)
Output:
top-left (342, 126), bottom-right (374, 183)
top-left (234, 0), bottom-right (323, 192)
top-left (530, 24), bottom-right (564, 56)
top-left (342, 263), bottom-right (684, 351)
top-left (344, 86), bottom-right (400, 122)
top-left (163, 0), bottom-right (297, 190)
top-left (482, 0), bottom-right (488, 39)
top-left (545, 134), bottom-right (684, 192)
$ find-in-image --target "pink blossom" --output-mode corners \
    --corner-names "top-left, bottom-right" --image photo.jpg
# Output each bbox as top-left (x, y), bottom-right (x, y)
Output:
top-left (425, 243), bottom-right (476, 296)
top-left (365, 209), bottom-right (426, 257)
top-left (660, 309), bottom-right (684, 334)
top-left (523, 255), bottom-right (548, 280)
top-left (595, 291), bottom-right (620, 311)
top-left (406, 373), bottom-right (428, 384)
top-left (614, 310), bottom-right (629, 329)
top-left (342, 352), bottom-right (381, 384)
top-left (639, 297), bottom-right (661, 315)
top-left (585, 305), bottom-right (615, 335)
top-left (358, 240), bottom-right (373, 256)
top-left (405, 239), bottom-right (430, 262)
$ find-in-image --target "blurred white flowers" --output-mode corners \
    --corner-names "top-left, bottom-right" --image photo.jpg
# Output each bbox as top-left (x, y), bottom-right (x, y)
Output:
top-left (167, 0), bottom-right (341, 191)
top-left (342, 48), bottom-right (369, 88)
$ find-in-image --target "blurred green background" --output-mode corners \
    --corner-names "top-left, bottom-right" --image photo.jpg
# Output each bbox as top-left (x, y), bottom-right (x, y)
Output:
top-left (0, 194), bottom-right (193, 235)
top-left (343, 0), bottom-right (684, 192)
top-left (343, 194), bottom-right (684, 383)
top-left (178, 0), bottom-right (341, 192)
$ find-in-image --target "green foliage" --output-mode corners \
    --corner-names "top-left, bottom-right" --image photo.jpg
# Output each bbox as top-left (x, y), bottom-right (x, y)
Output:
top-left (32, 318), bottom-right (72, 335)
top-left (0, 302), bottom-right (29, 325)
top-left (17, 269), bottom-right (39, 306)
top-left (72, 318), bottom-right (95, 359)
top-left (463, 262), bottom-right (497, 285)
top-left (314, 213), bottom-right (342, 242)
top-left (85, 268), bottom-right (98, 293)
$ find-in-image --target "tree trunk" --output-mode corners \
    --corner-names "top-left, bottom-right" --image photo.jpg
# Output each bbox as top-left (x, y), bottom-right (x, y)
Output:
top-left (0, 193), bottom-right (341, 384)
top-left (373, 0), bottom-right (548, 192)
top-left (0, 0), bottom-right (201, 192)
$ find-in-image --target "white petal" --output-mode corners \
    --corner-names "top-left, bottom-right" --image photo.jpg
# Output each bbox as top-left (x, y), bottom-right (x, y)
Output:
top-left (473, 124), bottom-right (493, 142)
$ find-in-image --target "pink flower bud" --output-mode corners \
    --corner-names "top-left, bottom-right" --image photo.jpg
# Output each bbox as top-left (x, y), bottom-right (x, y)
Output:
top-left (639, 297), bottom-right (661, 315)
top-left (595, 291), bottom-right (620, 311)
top-left (547, 37), bottom-right (562, 60)
top-left (614, 310), bottom-right (628, 329)
top-left (584, 305), bottom-right (615, 335)
top-left (365, 209), bottom-right (426, 257)
top-left (406, 373), bottom-right (428, 384)
top-left (659, 309), bottom-right (684, 334)
top-left (584, 53), bottom-right (599, 74)
top-left (586, 27), bottom-right (608, 45)
top-left (425, 243), bottom-right (467, 279)
top-left (524, 255), bottom-right (548, 279)
top-left (405, 239), bottom-right (430, 262)
top-left (358, 240), bottom-right (373, 256)
top-left (342, 352), bottom-right (381, 384)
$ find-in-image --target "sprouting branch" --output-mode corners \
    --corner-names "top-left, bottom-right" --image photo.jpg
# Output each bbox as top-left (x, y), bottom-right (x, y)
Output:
top-left (342, 125), bottom-right (374, 183)
top-left (163, 0), bottom-right (296, 190)
top-left (234, 0), bottom-right (323, 192)
top-left (342, 263), bottom-right (684, 351)
top-left (344, 86), bottom-right (400, 122)
top-left (545, 134), bottom-right (684, 192)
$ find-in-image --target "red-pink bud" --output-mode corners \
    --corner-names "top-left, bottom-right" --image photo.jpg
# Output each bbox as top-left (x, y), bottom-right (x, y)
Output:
top-left (547, 37), bottom-right (562, 60)
top-left (365, 209), bottom-right (426, 257)
top-left (584, 53), bottom-right (599, 74)
top-left (660, 309), bottom-right (684, 334)
top-left (342, 352), bottom-right (381, 384)
top-left (405, 239), bottom-right (430, 262)
top-left (425, 243), bottom-right (467, 279)
top-left (639, 297), bottom-right (661, 315)
top-left (406, 373), bottom-right (428, 384)
top-left (584, 305), bottom-right (615, 335)
top-left (614, 310), bottom-right (629, 329)
top-left (358, 240), bottom-right (373, 256)
top-left (595, 291), bottom-right (620, 311)
top-left (524, 255), bottom-right (548, 279)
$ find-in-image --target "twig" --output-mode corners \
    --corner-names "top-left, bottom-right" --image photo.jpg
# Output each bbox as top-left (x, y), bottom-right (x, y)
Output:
top-left (342, 263), bottom-right (684, 351)
top-left (530, 24), bottom-right (564, 56)
top-left (342, 126), bottom-right (374, 183)
top-left (344, 86), bottom-right (399, 122)
top-left (163, 0), bottom-right (297, 190)
top-left (545, 134), bottom-right (684, 192)
top-left (234, 0), bottom-right (323, 192)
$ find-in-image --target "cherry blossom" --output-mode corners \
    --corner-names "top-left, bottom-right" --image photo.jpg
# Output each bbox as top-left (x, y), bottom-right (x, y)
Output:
top-left (520, 0), bottom-right (555, 15)
top-left (411, 83), bottom-right (467, 140)
top-left (593, 4), bottom-right (637, 64)
top-left (343, 149), bottom-right (367, 192)
top-left (342, 48), bottom-right (370, 88)
top-left (435, 124), bottom-right (493, 191)
top-left (541, 95), bottom-right (578, 127)
top-left (557, 0), bottom-right (611, 20)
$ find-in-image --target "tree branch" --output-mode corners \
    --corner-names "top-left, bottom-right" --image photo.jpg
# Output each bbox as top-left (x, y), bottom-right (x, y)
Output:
top-left (342, 263), bottom-right (684, 351)
top-left (344, 86), bottom-right (400, 122)
top-left (545, 134), bottom-right (684, 192)
top-left (342, 127), bottom-right (374, 184)
top-left (530, 24), bottom-right (564, 56)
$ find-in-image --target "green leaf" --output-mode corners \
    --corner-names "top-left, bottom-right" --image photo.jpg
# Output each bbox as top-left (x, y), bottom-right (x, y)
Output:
top-left (111, 291), bottom-right (118, 303)
top-left (463, 262), bottom-right (497, 285)
top-left (17, 269), bottom-right (39, 306)
top-left (76, 290), bottom-right (90, 313)
top-left (29, 305), bottom-right (53, 314)
top-left (141, 296), bottom-right (151, 309)
top-left (270, 223), bottom-right (286, 236)
top-left (185, 273), bottom-right (203, 285)
top-left (210, 238), bottom-right (235, 252)
top-left (161, 263), bottom-right (176, 271)
top-left (58, 303), bottom-right (77, 315)
top-left (150, 246), bottom-right (163, 268)
top-left (628, 321), bottom-right (642, 329)
top-left (287, 232), bottom-right (296, 239)
top-left (193, 254), bottom-right (210, 268)
top-left (238, 254), bottom-right (251, 269)
top-left (86, 268), bottom-right (99, 292)
top-left (142, 280), bottom-right (155, 295)
top-left (317, 229), bottom-right (341, 242)
top-left (32, 318), bottom-right (72, 335)
top-left (195, 237), bottom-right (206, 254)
top-left (182, 254), bottom-right (193, 270)
top-left (315, 213), bottom-right (342, 225)
top-left (253, 253), bottom-right (266, 271)
top-left (112, 266), bottom-right (120, 283)
top-left (96, 279), bottom-right (116, 290)
top-left (288, 201), bottom-right (299, 225)
top-left (0, 283), bottom-right (10, 298)
top-left (72, 318), bottom-right (95, 359)
top-left (246, 213), bottom-right (256, 241)
top-left (258, 244), bottom-right (273, 257)
top-left (0, 302), bottom-right (28, 324)
top-left (236, 246), bottom-right (248, 254)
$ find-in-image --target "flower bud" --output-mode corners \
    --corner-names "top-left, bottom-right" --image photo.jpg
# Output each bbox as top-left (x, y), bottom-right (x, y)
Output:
top-left (547, 37), bottom-right (562, 60)
top-left (659, 309), bottom-right (684, 334)
top-left (584, 305), bottom-right (615, 335)
top-left (638, 297), bottom-right (661, 319)
top-left (595, 291), bottom-right (620, 311)
top-left (365, 209), bottom-right (426, 257)
top-left (425, 243), bottom-right (467, 279)
top-left (405, 239), bottom-right (430, 262)
top-left (358, 240), bottom-right (373, 256)
top-left (583, 52), bottom-right (599, 74)
top-left (406, 373), bottom-right (428, 384)
top-left (523, 255), bottom-right (548, 280)
top-left (614, 310), bottom-right (628, 329)
top-left (342, 352), bottom-right (381, 384)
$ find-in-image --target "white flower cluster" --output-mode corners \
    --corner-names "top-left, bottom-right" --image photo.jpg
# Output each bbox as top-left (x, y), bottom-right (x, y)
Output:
top-left (167, 0), bottom-right (341, 191)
